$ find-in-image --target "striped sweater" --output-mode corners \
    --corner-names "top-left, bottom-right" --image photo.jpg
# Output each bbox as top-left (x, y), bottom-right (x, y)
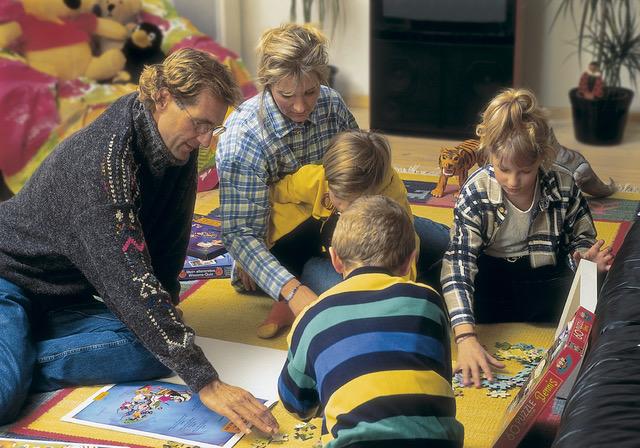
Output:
top-left (278, 267), bottom-right (464, 448)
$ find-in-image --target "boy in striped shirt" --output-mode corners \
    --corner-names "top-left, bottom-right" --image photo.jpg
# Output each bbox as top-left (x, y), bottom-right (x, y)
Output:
top-left (278, 195), bottom-right (463, 447)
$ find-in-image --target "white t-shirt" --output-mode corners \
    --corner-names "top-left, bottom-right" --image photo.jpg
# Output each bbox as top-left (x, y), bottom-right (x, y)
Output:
top-left (485, 186), bottom-right (539, 259)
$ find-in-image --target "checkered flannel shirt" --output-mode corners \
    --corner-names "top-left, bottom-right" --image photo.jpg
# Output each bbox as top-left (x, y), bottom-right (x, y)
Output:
top-left (216, 86), bottom-right (358, 299)
top-left (441, 164), bottom-right (597, 328)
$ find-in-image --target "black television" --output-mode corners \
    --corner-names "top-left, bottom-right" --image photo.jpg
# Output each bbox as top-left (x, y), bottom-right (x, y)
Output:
top-left (372, 0), bottom-right (516, 43)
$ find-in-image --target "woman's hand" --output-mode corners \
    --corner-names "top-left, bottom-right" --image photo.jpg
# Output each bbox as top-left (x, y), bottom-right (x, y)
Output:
top-left (455, 334), bottom-right (505, 387)
top-left (573, 239), bottom-right (614, 273)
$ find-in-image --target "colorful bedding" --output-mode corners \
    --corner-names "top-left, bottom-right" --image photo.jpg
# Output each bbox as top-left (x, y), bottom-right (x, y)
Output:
top-left (0, 0), bottom-right (256, 193)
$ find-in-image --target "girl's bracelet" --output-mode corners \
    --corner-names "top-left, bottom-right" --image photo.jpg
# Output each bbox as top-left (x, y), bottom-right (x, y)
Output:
top-left (454, 332), bottom-right (477, 344)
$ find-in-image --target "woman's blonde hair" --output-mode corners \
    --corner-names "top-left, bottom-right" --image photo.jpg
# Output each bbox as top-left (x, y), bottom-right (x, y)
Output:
top-left (332, 195), bottom-right (415, 273)
top-left (476, 88), bottom-right (556, 169)
top-left (138, 48), bottom-right (242, 112)
top-left (323, 130), bottom-right (392, 203)
top-left (256, 23), bottom-right (329, 90)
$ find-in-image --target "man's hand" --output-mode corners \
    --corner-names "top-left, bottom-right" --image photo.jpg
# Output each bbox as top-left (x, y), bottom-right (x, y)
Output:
top-left (287, 285), bottom-right (317, 316)
top-left (573, 239), bottom-right (614, 273)
top-left (199, 379), bottom-right (278, 435)
top-left (236, 265), bottom-right (257, 291)
top-left (453, 324), bottom-right (505, 387)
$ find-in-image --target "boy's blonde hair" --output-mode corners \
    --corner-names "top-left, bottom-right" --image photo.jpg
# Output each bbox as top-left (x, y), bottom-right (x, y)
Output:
top-left (256, 23), bottom-right (329, 90)
top-left (138, 48), bottom-right (242, 112)
top-left (476, 88), bottom-right (556, 169)
top-left (332, 195), bottom-right (415, 273)
top-left (323, 130), bottom-right (392, 203)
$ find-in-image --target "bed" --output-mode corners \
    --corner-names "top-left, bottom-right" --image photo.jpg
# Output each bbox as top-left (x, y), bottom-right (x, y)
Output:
top-left (0, 0), bottom-right (256, 195)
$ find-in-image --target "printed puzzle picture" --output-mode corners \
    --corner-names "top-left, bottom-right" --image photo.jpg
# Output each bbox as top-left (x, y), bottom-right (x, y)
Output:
top-left (63, 381), bottom-right (272, 448)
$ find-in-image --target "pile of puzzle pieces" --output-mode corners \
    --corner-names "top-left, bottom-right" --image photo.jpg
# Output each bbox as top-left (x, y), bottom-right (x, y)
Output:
top-left (251, 422), bottom-right (321, 448)
top-left (453, 342), bottom-right (546, 398)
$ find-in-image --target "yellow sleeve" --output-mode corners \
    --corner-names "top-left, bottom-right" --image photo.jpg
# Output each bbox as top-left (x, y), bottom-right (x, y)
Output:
top-left (268, 164), bottom-right (333, 246)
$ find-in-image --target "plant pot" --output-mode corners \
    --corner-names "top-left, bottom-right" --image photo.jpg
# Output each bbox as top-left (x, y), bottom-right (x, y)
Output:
top-left (569, 87), bottom-right (634, 145)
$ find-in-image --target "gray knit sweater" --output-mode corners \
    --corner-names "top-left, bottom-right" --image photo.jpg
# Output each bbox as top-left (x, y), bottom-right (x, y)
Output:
top-left (0, 93), bottom-right (217, 392)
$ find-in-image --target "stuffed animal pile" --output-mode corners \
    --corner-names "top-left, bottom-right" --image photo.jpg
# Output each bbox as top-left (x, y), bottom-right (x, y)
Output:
top-left (0, 0), bottom-right (259, 196)
top-left (0, 0), bottom-right (128, 81)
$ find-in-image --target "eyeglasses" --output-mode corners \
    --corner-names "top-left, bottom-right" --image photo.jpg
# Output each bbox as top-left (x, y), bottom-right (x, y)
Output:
top-left (175, 98), bottom-right (226, 137)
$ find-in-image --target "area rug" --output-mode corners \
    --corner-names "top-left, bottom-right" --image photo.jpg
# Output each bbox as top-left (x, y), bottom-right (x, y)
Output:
top-left (7, 276), bottom-right (552, 448)
top-left (6, 383), bottom-right (322, 448)
top-left (8, 172), bottom-right (637, 448)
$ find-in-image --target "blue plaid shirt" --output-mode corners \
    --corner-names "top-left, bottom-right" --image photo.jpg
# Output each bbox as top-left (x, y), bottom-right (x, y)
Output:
top-left (216, 86), bottom-right (358, 299)
top-left (441, 164), bottom-right (596, 328)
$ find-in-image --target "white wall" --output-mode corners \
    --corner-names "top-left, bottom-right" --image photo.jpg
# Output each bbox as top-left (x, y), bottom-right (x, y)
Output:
top-left (175, 0), bottom-right (640, 111)
top-left (238, 0), bottom-right (369, 101)
top-left (173, 0), bottom-right (219, 41)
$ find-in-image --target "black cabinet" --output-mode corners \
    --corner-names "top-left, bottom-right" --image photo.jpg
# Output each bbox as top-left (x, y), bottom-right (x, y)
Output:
top-left (370, 0), bottom-right (517, 139)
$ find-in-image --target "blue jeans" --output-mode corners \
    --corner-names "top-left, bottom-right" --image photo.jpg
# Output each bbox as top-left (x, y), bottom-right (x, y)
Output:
top-left (413, 216), bottom-right (450, 290)
top-left (300, 256), bottom-right (343, 295)
top-left (300, 217), bottom-right (450, 295)
top-left (0, 277), bottom-right (171, 425)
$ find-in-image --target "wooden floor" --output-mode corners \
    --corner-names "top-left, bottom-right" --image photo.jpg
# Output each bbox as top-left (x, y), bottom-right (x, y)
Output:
top-left (351, 107), bottom-right (640, 187)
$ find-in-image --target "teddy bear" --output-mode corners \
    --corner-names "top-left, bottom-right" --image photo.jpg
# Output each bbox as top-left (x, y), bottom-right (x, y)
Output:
top-left (92, 0), bottom-right (142, 53)
top-left (0, 0), bottom-right (128, 81)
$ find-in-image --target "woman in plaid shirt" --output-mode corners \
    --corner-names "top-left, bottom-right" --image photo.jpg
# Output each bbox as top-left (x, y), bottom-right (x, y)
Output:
top-left (441, 88), bottom-right (614, 388)
top-left (217, 24), bottom-right (450, 338)
top-left (216, 24), bottom-right (357, 335)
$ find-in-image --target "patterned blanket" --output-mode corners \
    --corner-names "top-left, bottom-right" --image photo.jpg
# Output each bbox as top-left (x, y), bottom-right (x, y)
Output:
top-left (0, 0), bottom-right (256, 194)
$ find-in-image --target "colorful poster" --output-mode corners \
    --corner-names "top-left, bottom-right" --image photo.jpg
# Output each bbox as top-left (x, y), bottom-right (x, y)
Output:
top-left (62, 381), bottom-right (273, 448)
top-left (0, 438), bottom-right (125, 448)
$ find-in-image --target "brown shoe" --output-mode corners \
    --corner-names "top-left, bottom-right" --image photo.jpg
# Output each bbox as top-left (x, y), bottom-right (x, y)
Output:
top-left (257, 300), bottom-right (295, 339)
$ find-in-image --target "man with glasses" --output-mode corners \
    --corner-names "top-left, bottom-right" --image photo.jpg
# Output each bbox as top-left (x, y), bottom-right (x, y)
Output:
top-left (0, 49), bottom-right (279, 434)
top-left (175, 97), bottom-right (227, 139)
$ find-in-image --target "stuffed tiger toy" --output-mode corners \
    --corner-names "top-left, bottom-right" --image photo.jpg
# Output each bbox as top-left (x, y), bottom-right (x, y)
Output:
top-left (430, 132), bottom-right (616, 198)
top-left (431, 139), bottom-right (482, 197)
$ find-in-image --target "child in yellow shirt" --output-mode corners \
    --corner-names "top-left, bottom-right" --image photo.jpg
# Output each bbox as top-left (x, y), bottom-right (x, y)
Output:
top-left (257, 130), bottom-right (418, 338)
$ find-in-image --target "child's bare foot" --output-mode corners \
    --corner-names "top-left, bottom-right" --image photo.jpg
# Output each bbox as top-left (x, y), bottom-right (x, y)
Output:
top-left (257, 300), bottom-right (295, 339)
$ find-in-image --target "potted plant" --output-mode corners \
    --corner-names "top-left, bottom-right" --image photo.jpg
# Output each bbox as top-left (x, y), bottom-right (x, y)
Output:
top-left (553, 0), bottom-right (640, 145)
top-left (289, 0), bottom-right (341, 87)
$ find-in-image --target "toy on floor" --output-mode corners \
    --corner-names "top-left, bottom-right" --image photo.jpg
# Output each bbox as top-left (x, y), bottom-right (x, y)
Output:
top-left (431, 139), bottom-right (481, 198)
top-left (431, 131), bottom-right (616, 199)
top-left (550, 130), bottom-right (616, 198)
top-left (0, 0), bottom-right (128, 81)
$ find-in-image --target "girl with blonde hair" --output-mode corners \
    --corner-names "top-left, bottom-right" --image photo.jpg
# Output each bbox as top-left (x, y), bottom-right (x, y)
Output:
top-left (441, 88), bottom-right (614, 388)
